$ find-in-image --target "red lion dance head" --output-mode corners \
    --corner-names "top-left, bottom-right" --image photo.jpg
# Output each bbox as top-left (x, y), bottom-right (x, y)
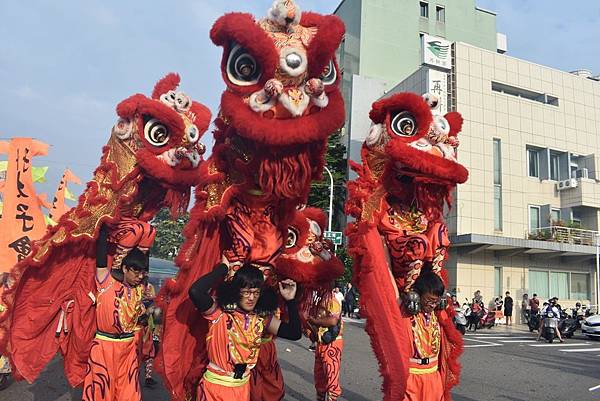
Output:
top-left (206, 0), bottom-right (346, 205)
top-left (0, 73), bottom-right (211, 387)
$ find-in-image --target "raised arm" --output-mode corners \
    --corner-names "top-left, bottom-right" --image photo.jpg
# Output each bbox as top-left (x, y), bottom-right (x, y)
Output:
top-left (188, 263), bottom-right (228, 313)
top-left (96, 224), bottom-right (109, 280)
top-left (267, 279), bottom-right (302, 340)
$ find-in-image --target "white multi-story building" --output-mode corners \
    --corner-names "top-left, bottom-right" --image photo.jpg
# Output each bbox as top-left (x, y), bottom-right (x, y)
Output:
top-left (336, 1), bottom-right (600, 312)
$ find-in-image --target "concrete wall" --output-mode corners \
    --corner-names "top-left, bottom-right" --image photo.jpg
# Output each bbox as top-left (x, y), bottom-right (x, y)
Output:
top-left (454, 42), bottom-right (600, 238)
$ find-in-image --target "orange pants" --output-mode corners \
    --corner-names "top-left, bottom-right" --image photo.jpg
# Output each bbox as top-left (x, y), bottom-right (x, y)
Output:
top-left (82, 336), bottom-right (141, 401)
top-left (250, 340), bottom-right (284, 401)
top-left (403, 363), bottom-right (443, 401)
top-left (314, 339), bottom-right (343, 401)
top-left (198, 375), bottom-right (250, 401)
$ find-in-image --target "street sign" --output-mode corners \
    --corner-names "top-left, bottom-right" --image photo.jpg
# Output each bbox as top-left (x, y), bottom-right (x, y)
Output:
top-left (324, 231), bottom-right (343, 246)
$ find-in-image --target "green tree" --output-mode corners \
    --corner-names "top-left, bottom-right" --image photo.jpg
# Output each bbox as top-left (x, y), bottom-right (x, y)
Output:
top-left (150, 208), bottom-right (190, 260)
top-left (308, 128), bottom-right (347, 232)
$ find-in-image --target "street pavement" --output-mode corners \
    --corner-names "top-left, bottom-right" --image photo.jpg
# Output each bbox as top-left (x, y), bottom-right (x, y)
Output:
top-left (0, 319), bottom-right (599, 401)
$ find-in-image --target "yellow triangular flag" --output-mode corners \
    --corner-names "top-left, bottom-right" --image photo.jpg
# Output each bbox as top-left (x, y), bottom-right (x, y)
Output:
top-left (32, 166), bottom-right (48, 183)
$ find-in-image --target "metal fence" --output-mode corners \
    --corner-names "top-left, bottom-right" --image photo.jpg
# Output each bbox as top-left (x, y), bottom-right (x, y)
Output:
top-left (527, 226), bottom-right (600, 246)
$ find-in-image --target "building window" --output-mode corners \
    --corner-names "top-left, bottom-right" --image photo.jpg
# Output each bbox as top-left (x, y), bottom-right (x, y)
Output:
top-left (529, 205), bottom-right (541, 232)
top-left (550, 209), bottom-right (561, 224)
top-left (420, 2), bottom-right (429, 18)
top-left (493, 138), bottom-right (502, 231)
top-left (527, 148), bottom-right (539, 178)
top-left (494, 267), bottom-right (503, 297)
top-left (436, 6), bottom-right (445, 22)
top-left (550, 272), bottom-right (569, 300)
top-left (491, 82), bottom-right (559, 107)
top-left (529, 270), bottom-right (549, 299)
top-left (571, 273), bottom-right (590, 300)
top-left (530, 270), bottom-right (590, 300)
top-left (550, 153), bottom-right (560, 181)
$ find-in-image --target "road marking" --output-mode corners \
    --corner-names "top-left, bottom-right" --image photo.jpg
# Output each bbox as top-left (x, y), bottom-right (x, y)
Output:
top-left (463, 338), bottom-right (501, 348)
top-left (473, 336), bottom-right (531, 340)
top-left (589, 384), bottom-right (600, 392)
top-left (464, 344), bottom-right (502, 348)
top-left (560, 348), bottom-right (600, 353)
top-left (499, 340), bottom-right (536, 343)
top-left (529, 342), bottom-right (591, 347)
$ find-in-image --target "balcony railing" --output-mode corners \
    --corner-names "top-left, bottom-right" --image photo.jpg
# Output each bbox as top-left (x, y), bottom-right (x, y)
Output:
top-left (527, 226), bottom-right (600, 246)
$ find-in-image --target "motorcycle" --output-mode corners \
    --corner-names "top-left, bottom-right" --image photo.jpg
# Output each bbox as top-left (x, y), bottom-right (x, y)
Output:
top-left (559, 309), bottom-right (582, 338)
top-left (479, 307), bottom-right (497, 329)
top-left (542, 311), bottom-right (559, 343)
top-left (527, 311), bottom-right (541, 332)
top-left (454, 303), bottom-right (468, 335)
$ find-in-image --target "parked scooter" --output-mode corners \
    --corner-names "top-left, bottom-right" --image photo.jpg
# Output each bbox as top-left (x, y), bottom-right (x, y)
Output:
top-left (542, 310), bottom-right (559, 343)
top-left (454, 303), bottom-right (468, 335)
top-left (559, 309), bottom-right (582, 338)
top-left (527, 311), bottom-right (541, 332)
top-left (479, 307), bottom-right (497, 329)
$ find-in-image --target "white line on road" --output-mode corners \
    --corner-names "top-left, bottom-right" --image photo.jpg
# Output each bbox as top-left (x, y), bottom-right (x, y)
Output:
top-left (463, 338), bottom-right (501, 348)
top-left (499, 340), bottom-right (536, 343)
top-left (589, 384), bottom-right (600, 392)
top-left (529, 343), bottom-right (591, 347)
top-left (560, 348), bottom-right (600, 353)
top-left (472, 336), bottom-right (531, 340)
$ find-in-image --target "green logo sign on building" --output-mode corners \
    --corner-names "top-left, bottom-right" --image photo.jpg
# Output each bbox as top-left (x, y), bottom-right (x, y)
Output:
top-left (422, 34), bottom-right (452, 71)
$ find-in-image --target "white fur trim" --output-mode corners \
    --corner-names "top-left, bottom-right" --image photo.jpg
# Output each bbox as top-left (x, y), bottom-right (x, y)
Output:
top-left (310, 92), bottom-right (329, 108)
top-left (112, 118), bottom-right (134, 140)
top-left (279, 88), bottom-right (310, 117)
top-left (249, 90), bottom-right (278, 113)
top-left (365, 124), bottom-right (385, 148)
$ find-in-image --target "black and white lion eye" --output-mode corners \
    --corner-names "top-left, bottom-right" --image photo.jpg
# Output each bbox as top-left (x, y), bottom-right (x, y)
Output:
top-left (390, 111), bottom-right (418, 137)
top-left (286, 227), bottom-right (298, 249)
top-left (226, 43), bottom-right (262, 86)
top-left (320, 59), bottom-right (337, 85)
top-left (143, 118), bottom-right (170, 147)
top-left (186, 125), bottom-right (200, 144)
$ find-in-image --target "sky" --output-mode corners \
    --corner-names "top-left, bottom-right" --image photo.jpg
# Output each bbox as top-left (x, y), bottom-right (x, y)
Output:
top-left (0, 0), bottom-right (599, 203)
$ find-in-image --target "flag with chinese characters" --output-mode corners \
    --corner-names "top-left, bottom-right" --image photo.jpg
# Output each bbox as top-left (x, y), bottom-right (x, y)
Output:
top-left (0, 138), bottom-right (49, 272)
top-left (48, 168), bottom-right (81, 223)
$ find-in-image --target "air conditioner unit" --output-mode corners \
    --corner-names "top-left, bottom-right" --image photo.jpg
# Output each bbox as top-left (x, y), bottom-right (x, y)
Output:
top-left (556, 178), bottom-right (578, 191)
top-left (575, 168), bottom-right (589, 179)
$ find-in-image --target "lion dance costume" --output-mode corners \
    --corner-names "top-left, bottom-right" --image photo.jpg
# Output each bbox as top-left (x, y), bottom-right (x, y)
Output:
top-left (157, 2), bottom-right (346, 400)
top-left (275, 207), bottom-right (345, 401)
top-left (0, 73), bottom-right (211, 389)
top-left (346, 92), bottom-right (468, 400)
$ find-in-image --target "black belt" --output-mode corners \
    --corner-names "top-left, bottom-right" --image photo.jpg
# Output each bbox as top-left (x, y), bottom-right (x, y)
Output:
top-left (96, 330), bottom-right (135, 340)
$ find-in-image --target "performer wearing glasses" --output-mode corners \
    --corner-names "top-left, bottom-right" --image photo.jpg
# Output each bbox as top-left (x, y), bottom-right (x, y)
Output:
top-left (404, 270), bottom-right (447, 401)
top-left (188, 264), bottom-right (301, 401)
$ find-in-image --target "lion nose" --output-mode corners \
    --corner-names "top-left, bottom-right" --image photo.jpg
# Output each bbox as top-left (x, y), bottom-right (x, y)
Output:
top-left (285, 52), bottom-right (303, 70)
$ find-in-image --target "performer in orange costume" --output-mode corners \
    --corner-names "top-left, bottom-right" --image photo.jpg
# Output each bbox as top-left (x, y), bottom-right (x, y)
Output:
top-left (250, 318), bottom-right (284, 401)
top-left (83, 247), bottom-right (148, 401)
top-left (307, 293), bottom-right (343, 401)
top-left (188, 264), bottom-right (301, 401)
top-left (402, 270), bottom-right (448, 401)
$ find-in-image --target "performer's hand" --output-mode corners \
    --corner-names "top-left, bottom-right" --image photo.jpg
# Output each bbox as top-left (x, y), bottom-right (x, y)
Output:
top-left (278, 279), bottom-right (297, 301)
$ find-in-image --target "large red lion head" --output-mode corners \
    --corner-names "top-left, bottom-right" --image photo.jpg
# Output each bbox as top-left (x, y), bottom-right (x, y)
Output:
top-left (210, 0), bottom-right (345, 146)
top-left (112, 73), bottom-right (211, 187)
top-left (365, 92), bottom-right (468, 187)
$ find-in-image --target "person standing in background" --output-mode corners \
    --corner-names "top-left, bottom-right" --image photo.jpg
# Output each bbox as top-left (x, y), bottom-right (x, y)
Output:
top-left (521, 293), bottom-right (530, 324)
top-left (343, 283), bottom-right (357, 318)
top-left (504, 291), bottom-right (514, 326)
